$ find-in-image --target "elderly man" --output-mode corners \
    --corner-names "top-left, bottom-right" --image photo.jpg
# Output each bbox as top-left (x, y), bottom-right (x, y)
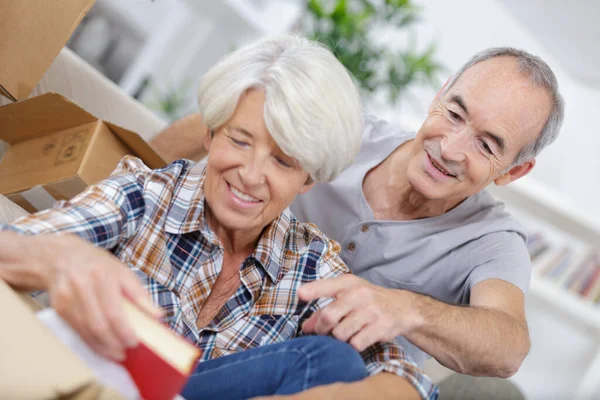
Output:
top-left (151, 47), bottom-right (564, 379)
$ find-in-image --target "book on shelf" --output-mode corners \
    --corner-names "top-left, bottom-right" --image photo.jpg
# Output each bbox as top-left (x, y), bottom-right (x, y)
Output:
top-left (526, 228), bottom-right (600, 305)
top-left (557, 246), bottom-right (596, 288)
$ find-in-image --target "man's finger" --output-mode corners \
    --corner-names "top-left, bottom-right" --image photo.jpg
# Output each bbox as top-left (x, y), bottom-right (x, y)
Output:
top-left (348, 323), bottom-right (385, 353)
top-left (302, 291), bottom-right (366, 335)
top-left (298, 275), bottom-right (357, 301)
top-left (331, 309), bottom-right (371, 343)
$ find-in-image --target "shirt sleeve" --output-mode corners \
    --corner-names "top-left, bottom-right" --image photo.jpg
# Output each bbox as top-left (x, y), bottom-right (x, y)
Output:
top-left (0, 156), bottom-right (151, 249)
top-left (466, 231), bottom-right (532, 295)
top-left (295, 237), bottom-right (348, 330)
top-left (295, 236), bottom-right (439, 400)
top-left (361, 340), bottom-right (438, 400)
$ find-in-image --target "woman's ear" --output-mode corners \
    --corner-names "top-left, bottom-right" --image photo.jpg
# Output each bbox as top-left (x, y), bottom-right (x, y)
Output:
top-left (204, 128), bottom-right (212, 152)
top-left (299, 178), bottom-right (316, 195)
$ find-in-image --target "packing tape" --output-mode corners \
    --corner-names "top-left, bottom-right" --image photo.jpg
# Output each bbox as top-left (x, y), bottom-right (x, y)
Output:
top-left (19, 186), bottom-right (58, 211)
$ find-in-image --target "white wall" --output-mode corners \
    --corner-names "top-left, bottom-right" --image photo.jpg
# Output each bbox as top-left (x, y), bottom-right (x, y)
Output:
top-left (371, 0), bottom-right (600, 219)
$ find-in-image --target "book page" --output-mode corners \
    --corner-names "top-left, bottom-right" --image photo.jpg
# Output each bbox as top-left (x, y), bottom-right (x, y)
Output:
top-left (36, 308), bottom-right (140, 399)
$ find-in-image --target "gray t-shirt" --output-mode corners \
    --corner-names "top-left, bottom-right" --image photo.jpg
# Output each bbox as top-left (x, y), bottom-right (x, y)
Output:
top-left (290, 115), bottom-right (531, 365)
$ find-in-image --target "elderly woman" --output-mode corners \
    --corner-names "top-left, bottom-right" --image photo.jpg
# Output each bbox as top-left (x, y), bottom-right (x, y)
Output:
top-left (0, 36), bottom-right (435, 400)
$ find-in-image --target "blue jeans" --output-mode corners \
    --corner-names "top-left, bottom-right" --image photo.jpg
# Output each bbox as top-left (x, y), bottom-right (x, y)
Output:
top-left (181, 336), bottom-right (368, 400)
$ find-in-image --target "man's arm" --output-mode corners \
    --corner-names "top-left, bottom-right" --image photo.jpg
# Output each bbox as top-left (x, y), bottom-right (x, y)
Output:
top-left (149, 113), bottom-right (208, 163)
top-left (300, 275), bottom-right (529, 378)
top-left (294, 246), bottom-right (437, 400)
top-left (403, 279), bottom-right (529, 377)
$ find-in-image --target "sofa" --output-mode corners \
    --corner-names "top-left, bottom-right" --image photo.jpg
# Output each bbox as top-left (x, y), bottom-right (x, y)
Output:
top-left (0, 47), bottom-right (525, 400)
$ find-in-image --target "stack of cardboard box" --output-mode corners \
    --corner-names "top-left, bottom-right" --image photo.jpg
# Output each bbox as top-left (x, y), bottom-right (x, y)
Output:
top-left (0, 1), bottom-right (166, 398)
top-left (0, 0), bottom-right (165, 213)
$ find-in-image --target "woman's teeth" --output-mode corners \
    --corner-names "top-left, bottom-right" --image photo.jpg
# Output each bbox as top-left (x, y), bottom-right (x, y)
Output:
top-left (231, 186), bottom-right (260, 202)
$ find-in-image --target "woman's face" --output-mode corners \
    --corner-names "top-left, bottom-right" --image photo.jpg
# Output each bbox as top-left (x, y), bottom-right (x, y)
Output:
top-left (203, 90), bottom-right (314, 237)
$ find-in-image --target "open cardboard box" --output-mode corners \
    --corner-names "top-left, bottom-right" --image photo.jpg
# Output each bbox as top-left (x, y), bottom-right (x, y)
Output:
top-left (0, 0), bottom-right (95, 102)
top-left (0, 93), bottom-right (166, 212)
top-left (0, 280), bottom-right (125, 399)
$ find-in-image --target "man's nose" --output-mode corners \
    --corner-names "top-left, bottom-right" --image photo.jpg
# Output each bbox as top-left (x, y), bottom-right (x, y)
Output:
top-left (440, 130), bottom-right (469, 162)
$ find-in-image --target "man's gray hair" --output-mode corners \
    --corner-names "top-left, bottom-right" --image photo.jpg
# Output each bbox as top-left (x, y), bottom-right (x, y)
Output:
top-left (445, 47), bottom-right (565, 166)
top-left (197, 35), bottom-right (363, 182)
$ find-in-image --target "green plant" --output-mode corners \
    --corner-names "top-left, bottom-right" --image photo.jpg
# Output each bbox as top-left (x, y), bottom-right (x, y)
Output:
top-left (144, 78), bottom-right (194, 123)
top-left (303, 0), bottom-right (445, 105)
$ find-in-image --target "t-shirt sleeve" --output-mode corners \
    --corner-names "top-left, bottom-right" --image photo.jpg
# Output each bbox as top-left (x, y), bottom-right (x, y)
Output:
top-left (465, 231), bottom-right (532, 295)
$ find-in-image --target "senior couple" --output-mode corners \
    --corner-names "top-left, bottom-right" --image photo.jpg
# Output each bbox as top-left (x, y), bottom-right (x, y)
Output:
top-left (0, 33), bottom-right (563, 400)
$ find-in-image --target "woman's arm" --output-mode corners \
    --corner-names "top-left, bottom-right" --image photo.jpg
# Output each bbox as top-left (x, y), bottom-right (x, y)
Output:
top-left (0, 156), bottom-right (164, 360)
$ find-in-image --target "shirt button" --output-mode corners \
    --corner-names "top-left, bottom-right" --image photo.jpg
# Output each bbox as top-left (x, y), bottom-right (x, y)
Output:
top-left (361, 224), bottom-right (369, 232)
top-left (347, 242), bottom-right (356, 251)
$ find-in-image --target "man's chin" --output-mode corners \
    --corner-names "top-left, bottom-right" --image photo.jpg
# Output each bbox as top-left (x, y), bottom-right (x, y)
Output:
top-left (407, 171), bottom-right (443, 200)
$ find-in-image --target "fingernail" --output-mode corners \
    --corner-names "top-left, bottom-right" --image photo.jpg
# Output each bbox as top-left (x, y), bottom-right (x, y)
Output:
top-left (125, 336), bottom-right (138, 348)
top-left (112, 350), bottom-right (125, 362)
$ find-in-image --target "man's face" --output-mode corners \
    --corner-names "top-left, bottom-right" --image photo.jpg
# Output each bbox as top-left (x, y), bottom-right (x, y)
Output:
top-left (406, 56), bottom-right (553, 201)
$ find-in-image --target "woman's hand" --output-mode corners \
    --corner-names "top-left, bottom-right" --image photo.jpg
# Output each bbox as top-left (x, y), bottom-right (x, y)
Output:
top-left (0, 232), bottom-right (163, 361)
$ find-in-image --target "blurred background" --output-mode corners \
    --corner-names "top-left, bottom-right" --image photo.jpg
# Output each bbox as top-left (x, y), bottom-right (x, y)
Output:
top-left (66, 1), bottom-right (600, 398)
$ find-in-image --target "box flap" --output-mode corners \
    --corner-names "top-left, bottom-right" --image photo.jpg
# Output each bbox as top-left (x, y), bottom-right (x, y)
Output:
top-left (0, 281), bottom-right (95, 399)
top-left (0, 0), bottom-right (95, 101)
top-left (0, 93), bottom-right (98, 144)
top-left (106, 122), bottom-right (167, 170)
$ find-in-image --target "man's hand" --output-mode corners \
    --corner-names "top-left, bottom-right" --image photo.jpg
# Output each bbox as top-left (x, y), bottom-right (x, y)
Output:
top-left (299, 275), bottom-right (421, 351)
top-left (0, 232), bottom-right (163, 361)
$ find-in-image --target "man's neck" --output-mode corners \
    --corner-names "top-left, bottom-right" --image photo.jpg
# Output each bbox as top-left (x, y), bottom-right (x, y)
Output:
top-left (363, 141), bottom-right (466, 221)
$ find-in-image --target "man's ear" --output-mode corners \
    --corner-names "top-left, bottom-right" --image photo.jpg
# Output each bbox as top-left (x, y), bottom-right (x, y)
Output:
top-left (204, 128), bottom-right (212, 152)
top-left (429, 77), bottom-right (451, 113)
top-left (494, 159), bottom-right (536, 186)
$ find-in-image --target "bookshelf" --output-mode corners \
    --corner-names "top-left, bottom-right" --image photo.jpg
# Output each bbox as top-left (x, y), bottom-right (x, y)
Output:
top-left (487, 176), bottom-right (600, 400)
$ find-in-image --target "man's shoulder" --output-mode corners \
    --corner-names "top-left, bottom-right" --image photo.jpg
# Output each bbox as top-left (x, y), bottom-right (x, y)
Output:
top-left (362, 113), bottom-right (415, 144)
top-left (451, 189), bottom-right (526, 238)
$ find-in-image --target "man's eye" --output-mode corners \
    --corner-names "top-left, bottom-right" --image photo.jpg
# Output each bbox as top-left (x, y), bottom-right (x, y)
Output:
top-left (479, 139), bottom-right (493, 155)
top-left (448, 110), bottom-right (462, 121)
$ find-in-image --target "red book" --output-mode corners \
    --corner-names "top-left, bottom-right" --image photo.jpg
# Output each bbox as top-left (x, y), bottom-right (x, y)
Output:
top-left (120, 301), bottom-right (201, 400)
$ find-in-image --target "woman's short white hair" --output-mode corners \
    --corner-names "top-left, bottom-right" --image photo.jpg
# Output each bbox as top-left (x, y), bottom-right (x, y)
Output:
top-left (197, 35), bottom-right (363, 183)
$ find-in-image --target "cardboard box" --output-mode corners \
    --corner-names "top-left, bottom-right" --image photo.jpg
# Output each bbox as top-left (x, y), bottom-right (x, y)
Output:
top-left (0, 93), bottom-right (166, 213)
top-left (0, 280), bottom-right (124, 399)
top-left (0, 0), bottom-right (95, 101)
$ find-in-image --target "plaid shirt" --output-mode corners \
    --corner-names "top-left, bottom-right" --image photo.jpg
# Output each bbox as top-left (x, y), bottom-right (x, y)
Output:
top-left (2, 156), bottom-right (437, 399)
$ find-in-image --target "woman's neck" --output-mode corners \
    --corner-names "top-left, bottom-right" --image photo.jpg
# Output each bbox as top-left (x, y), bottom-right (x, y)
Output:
top-left (204, 206), bottom-right (261, 259)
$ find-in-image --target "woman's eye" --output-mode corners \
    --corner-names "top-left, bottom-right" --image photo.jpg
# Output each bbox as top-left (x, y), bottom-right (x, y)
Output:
top-left (230, 137), bottom-right (248, 147)
top-left (275, 157), bottom-right (293, 168)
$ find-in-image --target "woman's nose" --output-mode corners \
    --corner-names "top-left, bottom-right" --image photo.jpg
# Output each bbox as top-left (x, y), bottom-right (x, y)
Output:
top-left (238, 157), bottom-right (267, 186)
